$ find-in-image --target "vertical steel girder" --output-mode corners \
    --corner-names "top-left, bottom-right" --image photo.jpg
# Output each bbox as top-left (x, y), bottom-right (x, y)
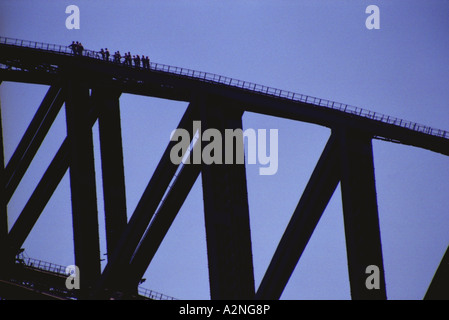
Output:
top-left (4, 85), bottom-right (64, 202)
top-left (7, 101), bottom-right (99, 261)
top-left (94, 88), bottom-right (128, 257)
top-left (64, 79), bottom-right (101, 297)
top-left (425, 245), bottom-right (449, 300)
top-left (95, 103), bottom-right (199, 296)
top-left (256, 134), bottom-right (341, 300)
top-left (338, 128), bottom-right (387, 300)
top-left (0, 95), bottom-right (10, 276)
top-left (200, 99), bottom-right (255, 300)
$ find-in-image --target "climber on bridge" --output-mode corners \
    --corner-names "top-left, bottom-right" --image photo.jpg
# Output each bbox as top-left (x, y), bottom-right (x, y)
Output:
top-left (105, 48), bottom-right (110, 61)
top-left (68, 41), bottom-right (76, 54)
top-left (113, 51), bottom-right (121, 63)
top-left (125, 52), bottom-right (132, 66)
top-left (133, 54), bottom-right (141, 68)
top-left (68, 41), bottom-right (84, 55)
top-left (142, 55), bottom-right (150, 69)
top-left (77, 42), bottom-right (84, 55)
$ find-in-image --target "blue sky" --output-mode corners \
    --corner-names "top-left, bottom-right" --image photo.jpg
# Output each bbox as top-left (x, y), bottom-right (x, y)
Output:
top-left (1, 0), bottom-right (448, 300)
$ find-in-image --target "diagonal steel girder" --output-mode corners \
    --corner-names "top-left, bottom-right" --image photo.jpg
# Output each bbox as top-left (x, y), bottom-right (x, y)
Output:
top-left (94, 102), bottom-right (200, 296)
top-left (256, 128), bottom-right (386, 300)
top-left (127, 162), bottom-right (201, 288)
top-left (4, 84), bottom-right (64, 203)
top-left (424, 245), bottom-right (449, 300)
top-left (256, 133), bottom-right (341, 300)
top-left (7, 93), bottom-right (99, 261)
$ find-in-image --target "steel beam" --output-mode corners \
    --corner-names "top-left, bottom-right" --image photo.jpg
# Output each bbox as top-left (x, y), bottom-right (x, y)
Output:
top-left (255, 134), bottom-right (341, 300)
top-left (8, 141), bottom-right (68, 259)
top-left (200, 99), bottom-right (255, 300)
top-left (127, 162), bottom-right (201, 287)
top-left (64, 79), bottom-right (101, 297)
top-left (4, 85), bottom-right (64, 202)
top-left (0, 99), bottom-right (10, 277)
top-left (0, 279), bottom-right (65, 300)
top-left (338, 128), bottom-right (386, 300)
top-left (7, 102), bottom-right (99, 261)
top-left (94, 88), bottom-right (127, 257)
top-left (95, 103), bottom-right (199, 296)
top-left (425, 245), bottom-right (449, 300)
top-left (2, 42), bottom-right (449, 157)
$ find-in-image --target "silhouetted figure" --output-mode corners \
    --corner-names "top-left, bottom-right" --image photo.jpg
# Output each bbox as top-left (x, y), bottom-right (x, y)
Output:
top-left (105, 48), bottom-right (110, 61)
top-left (114, 51), bottom-right (121, 63)
top-left (133, 55), bottom-right (141, 68)
top-left (123, 53), bottom-right (128, 65)
top-left (77, 42), bottom-right (84, 55)
top-left (100, 48), bottom-right (105, 60)
top-left (69, 41), bottom-right (77, 54)
top-left (141, 55), bottom-right (150, 69)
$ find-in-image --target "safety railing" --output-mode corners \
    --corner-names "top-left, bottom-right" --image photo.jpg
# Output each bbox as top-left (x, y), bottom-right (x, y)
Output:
top-left (0, 36), bottom-right (100, 59)
top-left (138, 287), bottom-right (177, 300)
top-left (19, 256), bottom-right (67, 275)
top-left (14, 253), bottom-right (177, 300)
top-left (1, 36), bottom-right (448, 140)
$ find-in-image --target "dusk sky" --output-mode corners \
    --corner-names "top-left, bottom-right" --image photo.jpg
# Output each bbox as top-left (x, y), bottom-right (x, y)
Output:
top-left (1, 1), bottom-right (448, 300)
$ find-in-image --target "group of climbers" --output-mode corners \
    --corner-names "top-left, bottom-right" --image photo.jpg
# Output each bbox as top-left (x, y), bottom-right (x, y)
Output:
top-left (70, 41), bottom-right (151, 69)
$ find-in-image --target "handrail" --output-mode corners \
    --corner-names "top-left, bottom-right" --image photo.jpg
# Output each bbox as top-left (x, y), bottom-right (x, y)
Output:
top-left (14, 253), bottom-right (177, 300)
top-left (0, 36), bottom-right (448, 140)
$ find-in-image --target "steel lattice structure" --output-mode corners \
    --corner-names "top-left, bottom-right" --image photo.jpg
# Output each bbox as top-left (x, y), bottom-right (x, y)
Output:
top-left (0, 37), bottom-right (448, 300)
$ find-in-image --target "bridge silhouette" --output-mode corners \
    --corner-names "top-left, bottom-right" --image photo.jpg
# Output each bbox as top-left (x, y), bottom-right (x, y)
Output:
top-left (0, 37), bottom-right (448, 300)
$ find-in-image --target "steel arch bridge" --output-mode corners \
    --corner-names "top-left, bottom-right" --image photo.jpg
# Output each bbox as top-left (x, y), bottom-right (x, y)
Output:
top-left (0, 37), bottom-right (448, 300)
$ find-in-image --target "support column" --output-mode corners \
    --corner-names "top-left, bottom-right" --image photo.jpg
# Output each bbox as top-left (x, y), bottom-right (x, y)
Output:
top-left (338, 128), bottom-right (386, 300)
top-left (200, 99), bottom-right (255, 300)
top-left (0, 95), bottom-right (10, 278)
top-left (94, 89), bottom-right (127, 257)
top-left (64, 80), bottom-right (100, 298)
top-left (256, 134), bottom-right (340, 299)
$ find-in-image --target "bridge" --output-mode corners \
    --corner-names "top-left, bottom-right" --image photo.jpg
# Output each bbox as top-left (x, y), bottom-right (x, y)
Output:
top-left (0, 250), bottom-right (176, 300)
top-left (0, 37), bottom-right (448, 300)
